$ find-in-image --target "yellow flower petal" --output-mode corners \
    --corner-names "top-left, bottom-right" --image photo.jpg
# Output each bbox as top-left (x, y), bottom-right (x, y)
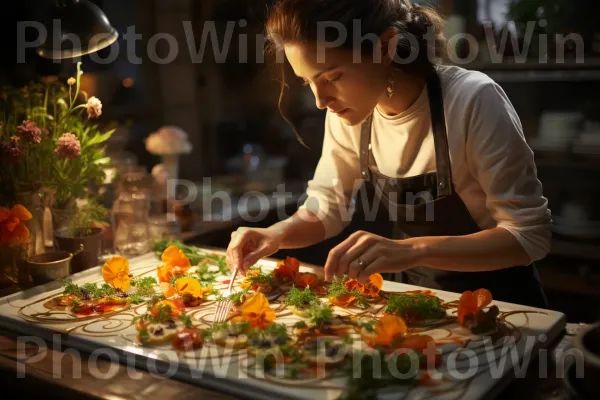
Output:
top-left (174, 277), bottom-right (203, 298)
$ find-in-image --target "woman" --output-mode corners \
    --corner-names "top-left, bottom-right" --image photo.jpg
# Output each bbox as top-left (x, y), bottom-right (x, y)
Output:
top-left (226, 0), bottom-right (551, 307)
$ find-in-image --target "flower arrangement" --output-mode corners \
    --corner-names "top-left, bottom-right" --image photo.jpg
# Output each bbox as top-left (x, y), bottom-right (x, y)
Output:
top-left (0, 204), bottom-right (32, 248)
top-left (0, 62), bottom-right (114, 211)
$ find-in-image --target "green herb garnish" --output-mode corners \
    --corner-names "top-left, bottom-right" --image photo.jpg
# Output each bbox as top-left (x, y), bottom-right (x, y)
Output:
top-left (384, 293), bottom-right (446, 322)
top-left (307, 303), bottom-right (333, 327)
top-left (138, 328), bottom-right (150, 344)
top-left (246, 267), bottom-right (274, 284)
top-left (178, 313), bottom-right (193, 328)
top-left (285, 286), bottom-right (319, 309)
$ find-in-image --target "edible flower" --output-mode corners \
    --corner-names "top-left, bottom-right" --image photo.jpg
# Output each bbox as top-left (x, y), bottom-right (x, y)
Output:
top-left (102, 256), bottom-right (131, 291)
top-left (238, 292), bottom-right (276, 329)
top-left (457, 288), bottom-right (493, 325)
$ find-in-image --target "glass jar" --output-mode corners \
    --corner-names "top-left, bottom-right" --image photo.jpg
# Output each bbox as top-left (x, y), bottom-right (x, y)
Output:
top-left (112, 191), bottom-right (151, 257)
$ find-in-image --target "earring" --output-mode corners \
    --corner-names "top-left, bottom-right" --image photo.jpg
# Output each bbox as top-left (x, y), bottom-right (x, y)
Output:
top-left (386, 74), bottom-right (395, 99)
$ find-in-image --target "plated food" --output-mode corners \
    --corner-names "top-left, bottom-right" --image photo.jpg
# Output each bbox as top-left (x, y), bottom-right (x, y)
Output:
top-left (30, 241), bottom-right (525, 400)
top-left (46, 256), bottom-right (158, 317)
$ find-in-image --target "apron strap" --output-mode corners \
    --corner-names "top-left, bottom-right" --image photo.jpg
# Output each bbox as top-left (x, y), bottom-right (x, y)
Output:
top-left (426, 68), bottom-right (453, 197)
top-left (358, 68), bottom-right (453, 197)
top-left (359, 113), bottom-right (373, 182)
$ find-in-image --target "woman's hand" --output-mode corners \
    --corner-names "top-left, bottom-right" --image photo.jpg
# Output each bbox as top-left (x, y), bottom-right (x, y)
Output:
top-left (324, 231), bottom-right (425, 283)
top-left (226, 227), bottom-right (284, 275)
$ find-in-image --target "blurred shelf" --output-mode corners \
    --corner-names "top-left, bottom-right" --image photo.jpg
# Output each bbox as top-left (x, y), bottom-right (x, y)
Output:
top-left (467, 58), bottom-right (600, 82)
top-left (467, 58), bottom-right (600, 70)
top-left (540, 268), bottom-right (600, 296)
top-left (549, 237), bottom-right (600, 261)
top-left (535, 158), bottom-right (600, 169)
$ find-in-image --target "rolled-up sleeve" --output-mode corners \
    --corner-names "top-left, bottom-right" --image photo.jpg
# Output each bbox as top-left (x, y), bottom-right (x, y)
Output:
top-left (465, 82), bottom-right (552, 262)
top-left (299, 112), bottom-right (363, 238)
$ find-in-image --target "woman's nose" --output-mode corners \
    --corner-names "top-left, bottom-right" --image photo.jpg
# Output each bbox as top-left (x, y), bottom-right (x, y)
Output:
top-left (313, 86), bottom-right (333, 110)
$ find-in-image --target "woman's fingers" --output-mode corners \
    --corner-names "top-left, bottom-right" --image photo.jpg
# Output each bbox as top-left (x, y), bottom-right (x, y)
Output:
top-left (227, 228), bottom-right (253, 274)
top-left (357, 257), bottom-right (399, 283)
top-left (324, 232), bottom-right (363, 281)
top-left (347, 245), bottom-right (380, 280)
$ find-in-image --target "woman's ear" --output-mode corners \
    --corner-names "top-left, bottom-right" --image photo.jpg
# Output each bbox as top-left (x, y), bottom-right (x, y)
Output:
top-left (379, 28), bottom-right (399, 67)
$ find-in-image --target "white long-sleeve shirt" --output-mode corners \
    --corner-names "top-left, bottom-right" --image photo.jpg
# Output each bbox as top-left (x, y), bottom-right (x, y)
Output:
top-left (300, 65), bottom-right (552, 262)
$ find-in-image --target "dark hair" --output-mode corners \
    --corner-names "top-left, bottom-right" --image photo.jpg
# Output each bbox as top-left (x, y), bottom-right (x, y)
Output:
top-left (265, 0), bottom-right (447, 143)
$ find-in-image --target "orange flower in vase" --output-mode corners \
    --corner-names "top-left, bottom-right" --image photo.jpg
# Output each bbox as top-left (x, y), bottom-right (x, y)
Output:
top-left (0, 204), bottom-right (32, 247)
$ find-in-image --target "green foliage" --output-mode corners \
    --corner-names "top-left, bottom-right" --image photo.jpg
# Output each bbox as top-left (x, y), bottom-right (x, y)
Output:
top-left (284, 286), bottom-right (319, 309)
top-left (307, 303), bottom-right (333, 327)
top-left (0, 62), bottom-right (114, 208)
top-left (384, 293), bottom-right (446, 321)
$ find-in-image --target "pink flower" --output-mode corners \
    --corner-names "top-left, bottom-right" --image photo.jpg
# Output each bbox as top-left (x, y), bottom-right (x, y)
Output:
top-left (0, 137), bottom-right (24, 163)
top-left (55, 133), bottom-right (81, 160)
top-left (16, 120), bottom-right (42, 144)
top-left (86, 96), bottom-right (102, 119)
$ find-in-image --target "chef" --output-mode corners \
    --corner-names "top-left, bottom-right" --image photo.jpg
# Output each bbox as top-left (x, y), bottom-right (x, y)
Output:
top-left (227, 0), bottom-right (551, 308)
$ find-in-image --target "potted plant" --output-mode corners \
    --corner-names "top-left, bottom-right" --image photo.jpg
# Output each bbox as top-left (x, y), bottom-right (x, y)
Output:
top-left (53, 199), bottom-right (107, 273)
top-left (0, 62), bottom-right (114, 251)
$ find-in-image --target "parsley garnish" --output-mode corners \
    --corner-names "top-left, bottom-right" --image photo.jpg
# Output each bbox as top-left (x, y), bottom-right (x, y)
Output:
top-left (384, 293), bottom-right (446, 321)
top-left (246, 267), bottom-right (274, 284)
top-left (130, 276), bottom-right (157, 297)
top-left (307, 303), bottom-right (333, 327)
top-left (138, 328), bottom-right (150, 344)
top-left (178, 313), bottom-right (193, 328)
top-left (284, 286), bottom-right (319, 309)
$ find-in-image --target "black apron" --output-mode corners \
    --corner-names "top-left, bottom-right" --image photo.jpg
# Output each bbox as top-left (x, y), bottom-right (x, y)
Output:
top-left (359, 68), bottom-right (548, 308)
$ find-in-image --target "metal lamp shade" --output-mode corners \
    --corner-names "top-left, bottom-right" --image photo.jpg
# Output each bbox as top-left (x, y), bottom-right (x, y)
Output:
top-left (37, 0), bottom-right (118, 59)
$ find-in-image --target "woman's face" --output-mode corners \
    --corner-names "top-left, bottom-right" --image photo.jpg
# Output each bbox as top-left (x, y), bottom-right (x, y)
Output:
top-left (285, 43), bottom-right (389, 126)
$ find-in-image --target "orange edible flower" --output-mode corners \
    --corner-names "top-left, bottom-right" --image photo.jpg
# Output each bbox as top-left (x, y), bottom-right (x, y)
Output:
top-left (156, 245), bottom-right (192, 283)
top-left (174, 277), bottom-right (210, 299)
top-left (0, 204), bottom-right (32, 247)
top-left (396, 334), bottom-right (434, 351)
top-left (157, 265), bottom-right (174, 284)
top-left (161, 245), bottom-right (192, 269)
top-left (329, 293), bottom-right (357, 307)
top-left (364, 314), bottom-right (408, 347)
top-left (345, 278), bottom-right (363, 292)
top-left (457, 289), bottom-right (493, 325)
top-left (364, 273), bottom-right (383, 298)
top-left (239, 292), bottom-right (276, 329)
top-left (160, 282), bottom-right (176, 297)
top-left (294, 272), bottom-right (319, 288)
top-left (102, 256), bottom-right (131, 291)
top-left (274, 257), bottom-right (299, 282)
top-left (151, 300), bottom-right (184, 318)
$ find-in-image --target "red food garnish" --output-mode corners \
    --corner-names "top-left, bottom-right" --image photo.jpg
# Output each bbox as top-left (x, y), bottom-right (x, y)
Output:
top-left (457, 289), bottom-right (493, 325)
top-left (172, 328), bottom-right (204, 351)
